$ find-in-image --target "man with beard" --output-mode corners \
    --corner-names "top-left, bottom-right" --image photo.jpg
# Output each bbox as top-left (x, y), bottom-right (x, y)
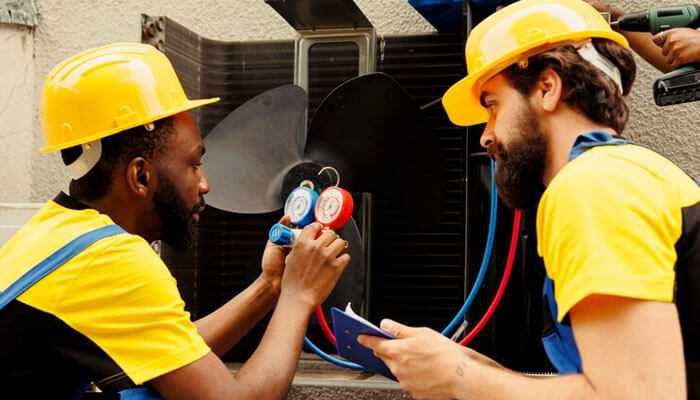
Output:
top-left (359, 0), bottom-right (700, 399)
top-left (0, 43), bottom-right (351, 399)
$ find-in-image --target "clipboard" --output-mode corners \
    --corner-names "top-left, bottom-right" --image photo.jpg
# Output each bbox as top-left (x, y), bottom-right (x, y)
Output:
top-left (331, 303), bottom-right (396, 380)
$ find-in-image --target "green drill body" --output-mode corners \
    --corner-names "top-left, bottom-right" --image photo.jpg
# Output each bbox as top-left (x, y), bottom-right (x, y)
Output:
top-left (614, 4), bottom-right (700, 106)
top-left (615, 4), bottom-right (700, 34)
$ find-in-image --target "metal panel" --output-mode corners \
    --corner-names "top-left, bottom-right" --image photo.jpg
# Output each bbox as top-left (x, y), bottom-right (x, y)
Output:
top-left (0, 0), bottom-right (38, 27)
top-left (265, 0), bottom-right (372, 31)
top-left (371, 33), bottom-right (467, 329)
top-left (295, 29), bottom-right (375, 92)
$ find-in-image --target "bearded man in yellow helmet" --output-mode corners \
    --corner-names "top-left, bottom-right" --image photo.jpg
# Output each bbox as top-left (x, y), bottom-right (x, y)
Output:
top-left (359, 0), bottom-right (699, 399)
top-left (0, 43), bottom-right (350, 399)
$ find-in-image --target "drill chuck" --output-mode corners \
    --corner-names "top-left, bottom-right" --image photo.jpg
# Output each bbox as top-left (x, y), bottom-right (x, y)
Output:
top-left (615, 11), bottom-right (650, 32)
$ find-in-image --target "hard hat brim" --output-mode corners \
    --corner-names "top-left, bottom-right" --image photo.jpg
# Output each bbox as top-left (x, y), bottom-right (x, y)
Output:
top-left (442, 74), bottom-right (488, 127)
top-left (40, 97), bottom-right (220, 153)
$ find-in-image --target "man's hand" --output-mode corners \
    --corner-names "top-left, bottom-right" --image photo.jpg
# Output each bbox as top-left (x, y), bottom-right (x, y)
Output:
top-left (260, 215), bottom-right (291, 294)
top-left (653, 28), bottom-right (700, 69)
top-left (280, 222), bottom-right (350, 308)
top-left (358, 320), bottom-right (472, 400)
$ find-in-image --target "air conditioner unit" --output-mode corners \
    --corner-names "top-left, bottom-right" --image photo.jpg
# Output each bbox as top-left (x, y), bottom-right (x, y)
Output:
top-left (142, 0), bottom-right (552, 373)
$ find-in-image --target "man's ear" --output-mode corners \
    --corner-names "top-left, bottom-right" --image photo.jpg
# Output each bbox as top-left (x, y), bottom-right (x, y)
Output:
top-left (533, 68), bottom-right (564, 113)
top-left (126, 157), bottom-right (154, 198)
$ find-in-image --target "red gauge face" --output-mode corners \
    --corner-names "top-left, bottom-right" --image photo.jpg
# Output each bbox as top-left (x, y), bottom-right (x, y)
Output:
top-left (315, 187), bottom-right (353, 230)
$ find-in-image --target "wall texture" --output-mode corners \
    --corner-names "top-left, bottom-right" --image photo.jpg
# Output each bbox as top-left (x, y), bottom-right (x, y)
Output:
top-left (0, 24), bottom-right (34, 202)
top-left (25, 0), bottom-right (434, 202)
top-left (618, 0), bottom-right (699, 181)
top-left (0, 0), bottom-right (696, 202)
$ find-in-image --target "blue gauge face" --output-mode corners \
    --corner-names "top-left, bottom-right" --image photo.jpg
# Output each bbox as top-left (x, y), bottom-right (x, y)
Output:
top-left (284, 187), bottom-right (318, 226)
top-left (290, 196), bottom-right (309, 216)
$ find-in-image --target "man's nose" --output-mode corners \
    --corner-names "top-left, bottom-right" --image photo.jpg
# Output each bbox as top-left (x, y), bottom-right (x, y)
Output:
top-left (480, 124), bottom-right (495, 149)
top-left (199, 171), bottom-right (210, 195)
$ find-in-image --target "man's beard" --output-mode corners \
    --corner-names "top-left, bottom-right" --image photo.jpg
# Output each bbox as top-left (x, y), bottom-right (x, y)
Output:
top-left (153, 175), bottom-right (206, 250)
top-left (489, 103), bottom-right (547, 210)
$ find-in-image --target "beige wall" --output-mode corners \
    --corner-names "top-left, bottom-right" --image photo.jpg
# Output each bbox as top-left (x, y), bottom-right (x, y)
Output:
top-left (0, 24), bottom-right (34, 202)
top-left (25, 0), bottom-right (433, 202)
top-left (1, 0), bottom-right (697, 202)
top-left (618, 0), bottom-right (699, 181)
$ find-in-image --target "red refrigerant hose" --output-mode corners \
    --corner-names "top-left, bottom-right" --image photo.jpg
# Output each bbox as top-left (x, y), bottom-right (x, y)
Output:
top-left (460, 210), bottom-right (522, 346)
top-left (315, 305), bottom-right (336, 347)
top-left (314, 209), bottom-right (523, 349)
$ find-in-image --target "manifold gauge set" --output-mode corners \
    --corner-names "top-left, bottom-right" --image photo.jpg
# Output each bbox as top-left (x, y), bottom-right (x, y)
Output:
top-left (268, 167), bottom-right (353, 247)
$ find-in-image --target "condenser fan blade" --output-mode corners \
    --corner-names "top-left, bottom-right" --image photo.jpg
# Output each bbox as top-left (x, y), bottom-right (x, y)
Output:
top-left (305, 73), bottom-right (444, 225)
top-left (204, 85), bottom-right (308, 213)
top-left (324, 217), bottom-right (366, 314)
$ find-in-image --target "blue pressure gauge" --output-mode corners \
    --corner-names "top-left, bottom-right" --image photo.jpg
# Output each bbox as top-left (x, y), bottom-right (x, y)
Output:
top-left (284, 186), bottom-right (318, 227)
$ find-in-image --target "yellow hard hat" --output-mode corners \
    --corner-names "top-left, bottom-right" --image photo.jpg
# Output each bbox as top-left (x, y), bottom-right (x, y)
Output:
top-left (40, 43), bottom-right (219, 153)
top-left (442, 0), bottom-right (628, 127)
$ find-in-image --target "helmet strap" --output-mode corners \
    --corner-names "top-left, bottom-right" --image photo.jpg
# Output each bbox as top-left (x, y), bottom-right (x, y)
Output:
top-left (66, 140), bottom-right (102, 180)
top-left (576, 42), bottom-right (623, 93)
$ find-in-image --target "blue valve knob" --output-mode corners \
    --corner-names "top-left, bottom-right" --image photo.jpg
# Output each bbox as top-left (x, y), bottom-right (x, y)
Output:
top-left (268, 224), bottom-right (301, 246)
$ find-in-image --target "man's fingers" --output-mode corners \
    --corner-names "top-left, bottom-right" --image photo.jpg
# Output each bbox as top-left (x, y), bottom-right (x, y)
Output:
top-left (316, 228), bottom-right (338, 247)
top-left (662, 40), bottom-right (674, 57)
top-left (653, 31), bottom-right (666, 47)
top-left (327, 238), bottom-right (348, 258)
top-left (669, 56), bottom-right (679, 69)
top-left (298, 222), bottom-right (323, 241)
top-left (379, 319), bottom-right (415, 338)
top-left (357, 334), bottom-right (387, 351)
top-left (332, 253), bottom-right (351, 270)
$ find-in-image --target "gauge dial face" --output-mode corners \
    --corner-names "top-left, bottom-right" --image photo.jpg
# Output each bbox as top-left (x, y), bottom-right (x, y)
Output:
top-left (315, 187), bottom-right (344, 224)
top-left (285, 188), bottom-right (314, 224)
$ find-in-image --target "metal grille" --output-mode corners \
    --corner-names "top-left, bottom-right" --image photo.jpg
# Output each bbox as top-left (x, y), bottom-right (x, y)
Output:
top-left (371, 33), bottom-right (467, 327)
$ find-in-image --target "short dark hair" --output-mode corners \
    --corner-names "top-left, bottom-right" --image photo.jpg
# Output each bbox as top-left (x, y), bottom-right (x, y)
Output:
top-left (61, 117), bottom-right (174, 201)
top-left (502, 39), bottom-right (637, 134)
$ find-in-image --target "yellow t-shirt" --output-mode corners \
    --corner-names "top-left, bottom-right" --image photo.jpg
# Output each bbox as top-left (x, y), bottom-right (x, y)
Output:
top-left (0, 193), bottom-right (210, 386)
top-left (537, 144), bottom-right (700, 321)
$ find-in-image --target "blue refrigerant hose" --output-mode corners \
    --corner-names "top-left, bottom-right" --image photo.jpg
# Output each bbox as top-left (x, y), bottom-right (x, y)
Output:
top-left (441, 158), bottom-right (498, 336)
top-left (305, 159), bottom-right (499, 367)
top-left (303, 337), bottom-right (364, 370)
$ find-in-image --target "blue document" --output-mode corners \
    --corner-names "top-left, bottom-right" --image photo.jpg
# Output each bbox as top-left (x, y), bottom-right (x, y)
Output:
top-left (331, 303), bottom-right (396, 380)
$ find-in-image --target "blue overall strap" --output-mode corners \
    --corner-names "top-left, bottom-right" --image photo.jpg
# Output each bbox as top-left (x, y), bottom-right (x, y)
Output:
top-left (541, 131), bottom-right (628, 374)
top-left (119, 387), bottom-right (163, 400)
top-left (568, 131), bottom-right (627, 161)
top-left (0, 224), bottom-right (125, 311)
top-left (542, 278), bottom-right (582, 373)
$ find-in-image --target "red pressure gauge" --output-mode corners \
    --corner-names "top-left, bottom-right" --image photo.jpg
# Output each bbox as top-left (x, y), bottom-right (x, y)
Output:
top-left (314, 186), bottom-right (353, 231)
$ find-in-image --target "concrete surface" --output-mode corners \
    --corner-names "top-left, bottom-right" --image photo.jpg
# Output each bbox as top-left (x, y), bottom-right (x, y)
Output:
top-left (228, 356), bottom-right (411, 400)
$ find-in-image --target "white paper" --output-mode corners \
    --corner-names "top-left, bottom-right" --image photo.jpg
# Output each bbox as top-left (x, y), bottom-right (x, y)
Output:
top-left (344, 302), bottom-right (385, 332)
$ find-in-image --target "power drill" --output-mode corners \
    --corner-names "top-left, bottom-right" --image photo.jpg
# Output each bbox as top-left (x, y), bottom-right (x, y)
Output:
top-left (613, 4), bottom-right (700, 106)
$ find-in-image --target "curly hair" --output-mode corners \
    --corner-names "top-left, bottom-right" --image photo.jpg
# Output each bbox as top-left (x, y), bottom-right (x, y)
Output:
top-left (61, 117), bottom-right (174, 201)
top-left (502, 39), bottom-right (637, 134)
